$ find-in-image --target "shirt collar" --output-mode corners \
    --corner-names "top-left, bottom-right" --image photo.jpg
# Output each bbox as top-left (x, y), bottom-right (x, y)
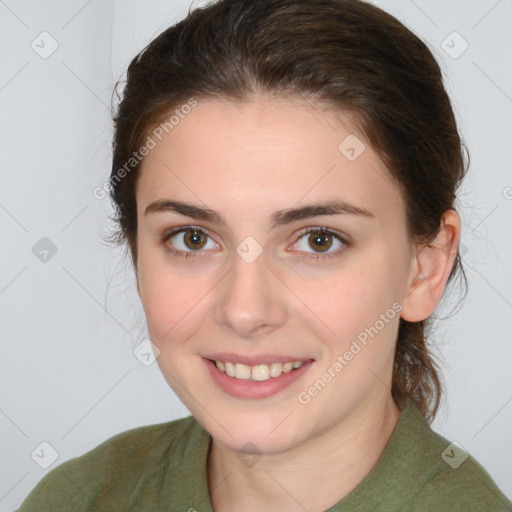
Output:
top-left (162, 400), bottom-right (444, 511)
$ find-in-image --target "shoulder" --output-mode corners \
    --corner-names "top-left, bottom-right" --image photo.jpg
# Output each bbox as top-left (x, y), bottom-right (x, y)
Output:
top-left (361, 401), bottom-right (512, 511)
top-left (16, 415), bottom-right (202, 512)
top-left (406, 423), bottom-right (512, 511)
top-left (407, 457), bottom-right (512, 510)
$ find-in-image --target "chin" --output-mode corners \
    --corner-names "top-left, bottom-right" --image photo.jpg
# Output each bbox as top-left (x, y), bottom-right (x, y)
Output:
top-left (199, 409), bottom-right (309, 455)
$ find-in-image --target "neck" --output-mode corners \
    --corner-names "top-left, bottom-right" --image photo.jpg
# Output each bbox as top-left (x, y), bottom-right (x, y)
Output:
top-left (207, 394), bottom-right (401, 512)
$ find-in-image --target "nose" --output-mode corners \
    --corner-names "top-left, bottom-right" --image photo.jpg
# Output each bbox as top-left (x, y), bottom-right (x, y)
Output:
top-left (214, 249), bottom-right (287, 339)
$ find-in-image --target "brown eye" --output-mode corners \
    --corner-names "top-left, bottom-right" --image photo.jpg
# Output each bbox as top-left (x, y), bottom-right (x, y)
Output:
top-left (307, 231), bottom-right (333, 252)
top-left (183, 229), bottom-right (208, 250)
top-left (291, 227), bottom-right (348, 260)
top-left (162, 226), bottom-right (218, 257)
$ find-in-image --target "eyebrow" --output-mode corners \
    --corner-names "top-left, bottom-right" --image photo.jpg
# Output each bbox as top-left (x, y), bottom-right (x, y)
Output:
top-left (144, 198), bottom-right (375, 230)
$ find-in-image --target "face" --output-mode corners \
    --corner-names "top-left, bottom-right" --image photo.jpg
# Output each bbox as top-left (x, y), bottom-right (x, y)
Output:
top-left (135, 96), bottom-right (416, 454)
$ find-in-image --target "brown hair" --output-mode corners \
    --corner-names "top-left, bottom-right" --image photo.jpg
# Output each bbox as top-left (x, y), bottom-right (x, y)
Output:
top-left (108, 0), bottom-right (468, 423)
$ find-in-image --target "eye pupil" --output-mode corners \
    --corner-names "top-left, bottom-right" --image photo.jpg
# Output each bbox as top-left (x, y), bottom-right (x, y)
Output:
top-left (309, 231), bottom-right (332, 252)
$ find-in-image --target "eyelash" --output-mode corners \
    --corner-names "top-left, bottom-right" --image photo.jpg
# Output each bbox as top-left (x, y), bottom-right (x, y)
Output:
top-left (160, 225), bottom-right (351, 261)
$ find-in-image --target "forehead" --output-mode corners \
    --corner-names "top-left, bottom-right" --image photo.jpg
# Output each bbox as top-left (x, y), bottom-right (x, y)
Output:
top-left (136, 97), bottom-right (404, 223)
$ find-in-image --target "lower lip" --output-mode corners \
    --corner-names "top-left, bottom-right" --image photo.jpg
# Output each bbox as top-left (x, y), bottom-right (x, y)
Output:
top-left (203, 358), bottom-right (314, 399)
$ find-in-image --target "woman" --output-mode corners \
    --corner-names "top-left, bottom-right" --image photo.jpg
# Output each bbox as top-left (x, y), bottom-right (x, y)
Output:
top-left (17, 0), bottom-right (511, 510)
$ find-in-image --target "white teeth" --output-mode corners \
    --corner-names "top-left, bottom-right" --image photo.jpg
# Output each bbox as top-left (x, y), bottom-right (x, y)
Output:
top-left (234, 363), bottom-right (251, 380)
top-left (270, 362), bottom-right (283, 377)
top-left (225, 361), bottom-right (235, 377)
top-left (252, 365), bottom-right (270, 381)
top-left (213, 359), bottom-right (306, 380)
top-left (282, 362), bottom-right (294, 373)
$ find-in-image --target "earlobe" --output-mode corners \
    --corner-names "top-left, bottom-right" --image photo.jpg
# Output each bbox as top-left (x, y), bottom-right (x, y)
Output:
top-left (401, 210), bottom-right (461, 322)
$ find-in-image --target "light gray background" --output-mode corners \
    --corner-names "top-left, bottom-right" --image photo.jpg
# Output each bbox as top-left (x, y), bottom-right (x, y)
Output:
top-left (1, 0), bottom-right (511, 510)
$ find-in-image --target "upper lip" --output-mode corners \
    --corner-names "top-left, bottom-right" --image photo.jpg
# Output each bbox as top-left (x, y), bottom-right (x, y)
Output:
top-left (203, 353), bottom-right (314, 365)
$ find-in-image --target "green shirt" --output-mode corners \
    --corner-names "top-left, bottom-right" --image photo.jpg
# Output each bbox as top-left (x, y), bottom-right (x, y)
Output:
top-left (17, 401), bottom-right (511, 511)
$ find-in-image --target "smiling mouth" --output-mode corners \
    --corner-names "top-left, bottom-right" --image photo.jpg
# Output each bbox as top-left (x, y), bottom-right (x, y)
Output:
top-left (208, 359), bottom-right (309, 381)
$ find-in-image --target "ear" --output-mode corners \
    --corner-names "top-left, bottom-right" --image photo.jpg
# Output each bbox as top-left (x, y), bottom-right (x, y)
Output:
top-left (401, 210), bottom-right (461, 322)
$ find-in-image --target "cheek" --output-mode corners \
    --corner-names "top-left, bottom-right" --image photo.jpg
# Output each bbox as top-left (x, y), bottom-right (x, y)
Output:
top-left (298, 258), bottom-right (402, 376)
top-left (303, 263), bottom-right (396, 332)
top-left (137, 258), bottom-right (213, 346)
